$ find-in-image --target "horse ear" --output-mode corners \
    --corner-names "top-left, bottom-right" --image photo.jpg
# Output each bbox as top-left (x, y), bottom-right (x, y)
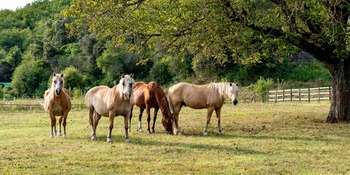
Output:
top-left (229, 83), bottom-right (232, 86)
top-left (61, 74), bottom-right (64, 78)
top-left (130, 74), bottom-right (134, 78)
top-left (235, 83), bottom-right (239, 86)
top-left (120, 74), bottom-right (125, 79)
top-left (53, 73), bottom-right (56, 76)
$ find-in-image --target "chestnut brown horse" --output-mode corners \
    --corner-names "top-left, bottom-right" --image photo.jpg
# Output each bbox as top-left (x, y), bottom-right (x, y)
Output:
top-left (44, 73), bottom-right (72, 138)
top-left (168, 82), bottom-right (239, 135)
top-left (85, 74), bottom-right (135, 143)
top-left (130, 81), bottom-right (173, 134)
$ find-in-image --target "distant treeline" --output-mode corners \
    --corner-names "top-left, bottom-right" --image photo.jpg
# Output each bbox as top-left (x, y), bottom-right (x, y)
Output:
top-left (0, 0), bottom-right (331, 98)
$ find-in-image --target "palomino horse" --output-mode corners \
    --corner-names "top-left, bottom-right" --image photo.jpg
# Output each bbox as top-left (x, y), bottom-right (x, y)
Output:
top-left (44, 73), bottom-right (72, 138)
top-left (129, 81), bottom-right (173, 134)
top-left (85, 74), bottom-right (135, 143)
top-left (168, 82), bottom-right (239, 135)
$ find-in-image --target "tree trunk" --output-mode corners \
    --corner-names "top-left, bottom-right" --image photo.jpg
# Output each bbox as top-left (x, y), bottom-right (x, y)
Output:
top-left (326, 59), bottom-right (350, 123)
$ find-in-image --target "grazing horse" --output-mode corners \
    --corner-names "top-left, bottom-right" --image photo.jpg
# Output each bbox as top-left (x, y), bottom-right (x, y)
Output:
top-left (168, 82), bottom-right (239, 135)
top-left (129, 81), bottom-right (173, 134)
top-left (44, 73), bottom-right (72, 138)
top-left (85, 74), bottom-right (135, 143)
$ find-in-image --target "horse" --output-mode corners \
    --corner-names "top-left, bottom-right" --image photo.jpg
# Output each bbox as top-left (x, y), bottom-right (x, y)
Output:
top-left (129, 81), bottom-right (173, 134)
top-left (168, 82), bottom-right (239, 135)
top-left (43, 73), bottom-right (72, 138)
top-left (85, 74), bottom-right (135, 143)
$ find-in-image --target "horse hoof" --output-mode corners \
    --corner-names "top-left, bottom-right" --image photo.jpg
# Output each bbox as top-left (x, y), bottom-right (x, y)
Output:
top-left (138, 129), bottom-right (143, 132)
top-left (91, 136), bottom-right (96, 141)
top-left (203, 132), bottom-right (208, 136)
top-left (125, 139), bottom-right (131, 143)
top-left (107, 138), bottom-right (112, 143)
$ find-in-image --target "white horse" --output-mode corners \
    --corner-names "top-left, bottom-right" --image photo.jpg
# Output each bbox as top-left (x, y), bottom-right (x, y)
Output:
top-left (168, 82), bottom-right (239, 135)
top-left (85, 74), bottom-right (135, 143)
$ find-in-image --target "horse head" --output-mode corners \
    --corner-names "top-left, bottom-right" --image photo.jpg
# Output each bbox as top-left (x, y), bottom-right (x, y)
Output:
top-left (229, 83), bottom-right (239, 105)
top-left (119, 74), bottom-right (135, 100)
top-left (52, 73), bottom-right (64, 97)
top-left (161, 114), bottom-right (173, 134)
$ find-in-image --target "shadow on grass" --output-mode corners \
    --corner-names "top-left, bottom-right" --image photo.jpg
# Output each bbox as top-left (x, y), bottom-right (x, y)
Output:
top-left (180, 130), bottom-right (344, 143)
top-left (128, 136), bottom-right (267, 155)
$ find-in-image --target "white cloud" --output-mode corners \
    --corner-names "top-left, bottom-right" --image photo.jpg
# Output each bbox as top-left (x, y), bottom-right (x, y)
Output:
top-left (0, 0), bottom-right (37, 11)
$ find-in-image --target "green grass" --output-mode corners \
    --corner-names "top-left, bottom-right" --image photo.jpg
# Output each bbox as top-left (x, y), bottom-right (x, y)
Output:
top-left (1, 102), bottom-right (350, 174)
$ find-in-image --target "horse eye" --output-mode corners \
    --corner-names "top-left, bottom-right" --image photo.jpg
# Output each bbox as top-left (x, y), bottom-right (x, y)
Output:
top-left (54, 80), bottom-right (57, 84)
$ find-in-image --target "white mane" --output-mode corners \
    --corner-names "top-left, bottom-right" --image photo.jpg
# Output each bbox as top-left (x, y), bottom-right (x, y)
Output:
top-left (210, 82), bottom-right (236, 99)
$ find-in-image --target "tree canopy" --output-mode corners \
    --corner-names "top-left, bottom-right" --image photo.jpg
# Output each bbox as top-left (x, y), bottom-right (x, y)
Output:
top-left (0, 0), bottom-right (334, 102)
top-left (67, 0), bottom-right (350, 122)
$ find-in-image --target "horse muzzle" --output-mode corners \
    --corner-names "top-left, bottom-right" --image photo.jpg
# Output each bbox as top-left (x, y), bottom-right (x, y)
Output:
top-left (232, 99), bottom-right (238, 106)
top-left (123, 92), bottom-right (132, 100)
top-left (55, 89), bottom-right (61, 96)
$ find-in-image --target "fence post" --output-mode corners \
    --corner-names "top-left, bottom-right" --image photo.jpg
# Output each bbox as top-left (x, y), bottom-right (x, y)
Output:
top-left (244, 92), bottom-right (246, 103)
top-left (275, 90), bottom-right (277, 103)
top-left (318, 87), bottom-right (320, 102)
top-left (308, 88), bottom-right (310, 103)
top-left (299, 88), bottom-right (301, 102)
top-left (282, 89), bottom-right (285, 102)
top-left (253, 93), bottom-right (256, 103)
top-left (329, 86), bottom-right (331, 102)
top-left (290, 88), bottom-right (293, 102)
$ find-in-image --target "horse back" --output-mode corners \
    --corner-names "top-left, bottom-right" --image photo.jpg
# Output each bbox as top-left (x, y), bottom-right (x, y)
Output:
top-left (169, 82), bottom-right (223, 109)
top-left (86, 85), bottom-right (131, 117)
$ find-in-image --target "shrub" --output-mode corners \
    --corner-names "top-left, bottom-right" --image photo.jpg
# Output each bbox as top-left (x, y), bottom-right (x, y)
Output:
top-left (61, 66), bottom-right (88, 90)
top-left (252, 77), bottom-right (274, 102)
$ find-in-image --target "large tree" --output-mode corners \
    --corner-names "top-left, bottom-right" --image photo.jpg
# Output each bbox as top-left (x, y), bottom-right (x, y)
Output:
top-left (67, 0), bottom-right (349, 122)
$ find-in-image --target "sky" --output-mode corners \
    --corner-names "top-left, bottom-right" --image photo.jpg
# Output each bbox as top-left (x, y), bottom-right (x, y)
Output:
top-left (0, 0), bottom-right (37, 11)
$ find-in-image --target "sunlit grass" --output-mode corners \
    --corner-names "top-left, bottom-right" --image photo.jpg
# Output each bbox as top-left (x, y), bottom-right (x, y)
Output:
top-left (1, 102), bottom-right (349, 174)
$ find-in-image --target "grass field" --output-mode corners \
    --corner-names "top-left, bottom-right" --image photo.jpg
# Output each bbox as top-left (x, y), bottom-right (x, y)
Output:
top-left (1, 102), bottom-right (350, 174)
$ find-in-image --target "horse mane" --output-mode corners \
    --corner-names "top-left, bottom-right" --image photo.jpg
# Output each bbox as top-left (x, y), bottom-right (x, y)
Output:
top-left (149, 82), bottom-right (172, 118)
top-left (210, 82), bottom-right (233, 99)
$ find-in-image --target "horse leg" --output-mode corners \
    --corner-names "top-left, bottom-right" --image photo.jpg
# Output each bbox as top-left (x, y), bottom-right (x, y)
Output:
top-left (152, 107), bottom-right (158, 133)
top-left (62, 112), bottom-right (68, 137)
top-left (146, 105), bottom-right (151, 134)
top-left (215, 108), bottom-right (222, 134)
top-left (204, 107), bottom-right (214, 136)
top-left (107, 112), bottom-right (116, 143)
top-left (173, 104), bottom-right (181, 135)
top-left (138, 108), bottom-right (144, 132)
top-left (49, 113), bottom-right (56, 138)
top-left (128, 105), bottom-right (134, 132)
top-left (58, 115), bottom-right (63, 136)
top-left (124, 113), bottom-right (130, 143)
top-left (91, 110), bottom-right (101, 141)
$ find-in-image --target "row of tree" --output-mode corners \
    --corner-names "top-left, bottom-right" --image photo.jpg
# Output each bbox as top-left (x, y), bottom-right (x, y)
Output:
top-left (1, 0), bottom-right (347, 123)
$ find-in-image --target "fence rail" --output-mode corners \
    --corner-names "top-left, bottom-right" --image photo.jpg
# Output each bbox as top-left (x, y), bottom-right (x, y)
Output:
top-left (268, 87), bottom-right (331, 102)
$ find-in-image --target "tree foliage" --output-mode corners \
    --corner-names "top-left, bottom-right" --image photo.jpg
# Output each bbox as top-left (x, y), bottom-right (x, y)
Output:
top-left (0, 0), bottom-right (336, 101)
top-left (67, 0), bottom-right (349, 122)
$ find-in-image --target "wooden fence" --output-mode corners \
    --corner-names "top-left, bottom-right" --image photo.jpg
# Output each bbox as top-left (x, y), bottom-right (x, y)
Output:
top-left (268, 87), bottom-right (331, 103)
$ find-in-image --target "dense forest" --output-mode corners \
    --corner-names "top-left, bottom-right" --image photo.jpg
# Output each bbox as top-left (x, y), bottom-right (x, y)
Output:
top-left (0, 0), bottom-right (332, 99)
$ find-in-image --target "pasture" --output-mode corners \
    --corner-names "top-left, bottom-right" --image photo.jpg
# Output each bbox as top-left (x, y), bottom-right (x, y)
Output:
top-left (1, 102), bottom-right (350, 174)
